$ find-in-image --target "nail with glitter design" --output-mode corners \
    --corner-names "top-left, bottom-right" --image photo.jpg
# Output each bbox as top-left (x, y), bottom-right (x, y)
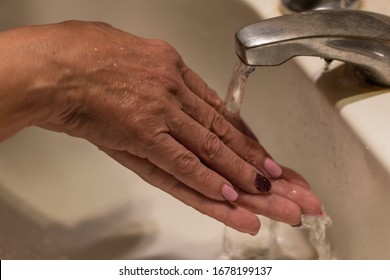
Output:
top-left (255, 173), bottom-right (271, 192)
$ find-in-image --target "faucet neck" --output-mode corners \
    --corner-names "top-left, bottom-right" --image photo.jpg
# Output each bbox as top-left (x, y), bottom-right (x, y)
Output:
top-left (235, 10), bottom-right (390, 86)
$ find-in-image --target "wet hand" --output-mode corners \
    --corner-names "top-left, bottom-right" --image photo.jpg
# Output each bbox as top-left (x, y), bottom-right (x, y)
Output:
top-left (15, 21), bottom-right (322, 234)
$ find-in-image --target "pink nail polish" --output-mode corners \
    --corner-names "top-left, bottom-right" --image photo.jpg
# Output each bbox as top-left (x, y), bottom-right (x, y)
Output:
top-left (221, 184), bottom-right (238, 202)
top-left (264, 158), bottom-right (283, 178)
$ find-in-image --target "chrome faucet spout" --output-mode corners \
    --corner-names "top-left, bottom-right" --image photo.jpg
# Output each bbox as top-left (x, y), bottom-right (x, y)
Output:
top-left (235, 10), bottom-right (390, 86)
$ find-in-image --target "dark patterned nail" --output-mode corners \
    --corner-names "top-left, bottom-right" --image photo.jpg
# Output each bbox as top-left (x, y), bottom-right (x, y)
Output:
top-left (255, 173), bottom-right (271, 192)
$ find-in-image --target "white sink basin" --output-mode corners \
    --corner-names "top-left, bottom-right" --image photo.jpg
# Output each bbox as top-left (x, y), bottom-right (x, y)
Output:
top-left (1, 0), bottom-right (390, 259)
top-left (241, 0), bottom-right (390, 259)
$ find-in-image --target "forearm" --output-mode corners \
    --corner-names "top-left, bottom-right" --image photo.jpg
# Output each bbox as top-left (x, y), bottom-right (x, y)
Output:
top-left (0, 25), bottom-right (64, 141)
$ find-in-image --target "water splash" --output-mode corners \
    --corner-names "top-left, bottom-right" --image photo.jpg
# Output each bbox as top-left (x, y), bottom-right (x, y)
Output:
top-left (302, 213), bottom-right (338, 259)
top-left (221, 219), bottom-right (282, 260)
top-left (222, 214), bottom-right (337, 260)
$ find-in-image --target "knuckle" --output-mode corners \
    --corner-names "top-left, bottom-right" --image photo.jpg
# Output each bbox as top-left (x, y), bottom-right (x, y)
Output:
top-left (138, 127), bottom-right (169, 158)
top-left (239, 138), bottom-right (261, 163)
top-left (62, 20), bottom-right (113, 31)
top-left (241, 142), bottom-right (254, 162)
top-left (135, 119), bottom-right (164, 143)
top-left (87, 21), bottom-right (113, 29)
top-left (158, 71), bottom-right (182, 91)
top-left (211, 112), bottom-right (232, 140)
top-left (198, 169), bottom-right (213, 188)
top-left (174, 151), bottom-right (200, 176)
top-left (202, 133), bottom-right (223, 160)
top-left (153, 39), bottom-right (173, 50)
top-left (196, 169), bottom-right (219, 199)
top-left (231, 157), bottom-right (246, 178)
top-left (139, 40), bottom-right (185, 93)
top-left (153, 39), bottom-right (182, 63)
top-left (197, 81), bottom-right (211, 100)
top-left (207, 92), bottom-right (223, 111)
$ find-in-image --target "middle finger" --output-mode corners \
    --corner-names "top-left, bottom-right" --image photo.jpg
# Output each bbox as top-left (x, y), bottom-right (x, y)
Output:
top-left (168, 109), bottom-right (272, 194)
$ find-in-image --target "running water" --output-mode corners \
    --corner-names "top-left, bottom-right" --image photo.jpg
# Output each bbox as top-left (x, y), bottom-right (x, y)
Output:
top-left (302, 214), bottom-right (337, 259)
top-left (340, 0), bottom-right (347, 9)
top-left (221, 60), bottom-right (337, 260)
top-left (223, 60), bottom-right (255, 115)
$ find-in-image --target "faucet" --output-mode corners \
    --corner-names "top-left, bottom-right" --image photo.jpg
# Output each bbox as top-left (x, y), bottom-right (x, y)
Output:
top-left (281, 0), bottom-right (360, 12)
top-left (235, 10), bottom-right (390, 86)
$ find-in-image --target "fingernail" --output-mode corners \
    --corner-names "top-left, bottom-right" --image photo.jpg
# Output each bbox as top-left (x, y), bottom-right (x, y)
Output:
top-left (292, 222), bottom-right (302, 228)
top-left (255, 173), bottom-right (271, 192)
top-left (264, 158), bottom-right (283, 178)
top-left (221, 184), bottom-right (238, 202)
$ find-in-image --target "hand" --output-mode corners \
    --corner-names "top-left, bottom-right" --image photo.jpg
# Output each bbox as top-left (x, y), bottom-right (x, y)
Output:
top-left (0, 21), bottom-right (322, 235)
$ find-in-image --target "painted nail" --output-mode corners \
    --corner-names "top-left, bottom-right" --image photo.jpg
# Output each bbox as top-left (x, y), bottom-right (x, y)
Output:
top-left (264, 158), bottom-right (283, 178)
top-left (221, 184), bottom-right (238, 202)
top-left (255, 173), bottom-right (271, 192)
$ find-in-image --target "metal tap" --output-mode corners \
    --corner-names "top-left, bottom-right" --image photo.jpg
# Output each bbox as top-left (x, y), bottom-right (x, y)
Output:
top-left (235, 10), bottom-right (390, 86)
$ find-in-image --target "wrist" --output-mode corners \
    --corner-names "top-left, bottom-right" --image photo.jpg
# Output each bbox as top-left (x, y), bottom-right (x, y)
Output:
top-left (0, 24), bottom-right (71, 141)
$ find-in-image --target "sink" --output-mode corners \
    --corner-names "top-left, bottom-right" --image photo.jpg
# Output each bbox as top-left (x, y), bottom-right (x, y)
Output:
top-left (240, 0), bottom-right (390, 259)
top-left (1, 0), bottom-right (390, 259)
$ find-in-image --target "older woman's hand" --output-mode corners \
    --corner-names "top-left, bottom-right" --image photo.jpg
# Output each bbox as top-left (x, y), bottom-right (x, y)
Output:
top-left (0, 21), bottom-right (322, 235)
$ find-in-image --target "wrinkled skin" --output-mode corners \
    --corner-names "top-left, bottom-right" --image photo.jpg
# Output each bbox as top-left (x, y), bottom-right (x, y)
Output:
top-left (0, 21), bottom-right (322, 235)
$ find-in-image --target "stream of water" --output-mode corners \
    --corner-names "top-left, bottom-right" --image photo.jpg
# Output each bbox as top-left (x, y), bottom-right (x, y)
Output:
top-left (221, 60), bottom-right (337, 260)
top-left (223, 60), bottom-right (255, 115)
